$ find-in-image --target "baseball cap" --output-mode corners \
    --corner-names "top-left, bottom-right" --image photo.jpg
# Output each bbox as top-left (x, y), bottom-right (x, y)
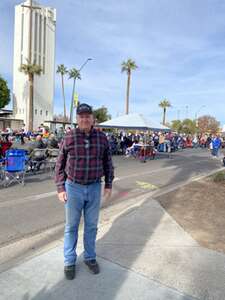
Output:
top-left (76, 103), bottom-right (93, 115)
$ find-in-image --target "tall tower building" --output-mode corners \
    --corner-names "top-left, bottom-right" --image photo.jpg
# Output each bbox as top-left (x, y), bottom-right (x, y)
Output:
top-left (13, 0), bottom-right (56, 130)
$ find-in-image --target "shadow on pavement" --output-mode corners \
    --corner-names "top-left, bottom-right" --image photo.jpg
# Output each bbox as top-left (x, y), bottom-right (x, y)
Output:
top-left (1, 149), bottom-right (224, 299)
top-left (14, 198), bottom-right (196, 300)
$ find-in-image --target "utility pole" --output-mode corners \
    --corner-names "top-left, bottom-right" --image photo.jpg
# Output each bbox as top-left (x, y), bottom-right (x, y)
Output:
top-left (22, 0), bottom-right (41, 63)
top-left (185, 105), bottom-right (189, 119)
top-left (21, 0), bottom-right (41, 131)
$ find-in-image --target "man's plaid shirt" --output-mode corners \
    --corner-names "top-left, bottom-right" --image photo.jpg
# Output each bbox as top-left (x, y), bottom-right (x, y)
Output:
top-left (55, 128), bottom-right (114, 193)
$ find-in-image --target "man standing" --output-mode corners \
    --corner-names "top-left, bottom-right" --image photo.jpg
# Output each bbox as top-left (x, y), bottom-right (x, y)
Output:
top-left (212, 135), bottom-right (221, 157)
top-left (55, 103), bottom-right (114, 280)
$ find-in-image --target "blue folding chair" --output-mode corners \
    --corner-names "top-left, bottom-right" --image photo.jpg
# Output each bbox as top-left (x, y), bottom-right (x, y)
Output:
top-left (3, 149), bottom-right (27, 187)
top-left (0, 158), bottom-right (5, 183)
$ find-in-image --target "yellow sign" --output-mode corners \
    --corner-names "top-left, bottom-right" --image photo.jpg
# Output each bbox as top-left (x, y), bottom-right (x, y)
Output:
top-left (136, 181), bottom-right (158, 190)
top-left (74, 93), bottom-right (79, 107)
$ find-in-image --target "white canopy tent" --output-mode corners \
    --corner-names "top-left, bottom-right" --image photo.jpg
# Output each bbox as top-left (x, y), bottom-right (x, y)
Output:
top-left (98, 113), bottom-right (170, 132)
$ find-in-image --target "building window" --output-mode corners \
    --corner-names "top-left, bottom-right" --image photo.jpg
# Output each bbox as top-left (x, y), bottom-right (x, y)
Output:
top-left (40, 110), bottom-right (42, 115)
top-left (43, 16), bottom-right (46, 73)
top-left (39, 14), bottom-right (42, 65)
top-left (43, 57), bottom-right (45, 74)
top-left (34, 12), bottom-right (38, 63)
top-left (46, 110), bottom-right (48, 117)
top-left (35, 109), bottom-right (37, 115)
top-left (21, 11), bottom-right (24, 65)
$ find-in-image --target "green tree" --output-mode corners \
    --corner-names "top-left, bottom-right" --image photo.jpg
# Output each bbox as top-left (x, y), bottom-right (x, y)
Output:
top-left (182, 118), bottom-right (197, 134)
top-left (197, 115), bottom-right (220, 134)
top-left (171, 119), bottom-right (183, 133)
top-left (93, 106), bottom-right (111, 124)
top-left (121, 59), bottom-right (138, 114)
top-left (56, 64), bottom-right (68, 123)
top-left (159, 99), bottom-right (171, 125)
top-left (0, 75), bottom-right (10, 109)
top-left (68, 68), bottom-right (81, 123)
top-left (20, 61), bottom-right (42, 131)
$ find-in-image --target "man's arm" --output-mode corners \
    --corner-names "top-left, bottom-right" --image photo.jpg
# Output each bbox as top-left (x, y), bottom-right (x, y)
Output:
top-left (103, 137), bottom-right (114, 191)
top-left (55, 138), bottom-right (68, 194)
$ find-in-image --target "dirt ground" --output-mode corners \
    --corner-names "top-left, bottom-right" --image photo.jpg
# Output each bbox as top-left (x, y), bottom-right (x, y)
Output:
top-left (156, 176), bottom-right (225, 254)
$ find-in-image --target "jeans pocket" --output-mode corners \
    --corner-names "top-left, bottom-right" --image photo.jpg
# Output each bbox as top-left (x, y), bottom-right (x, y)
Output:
top-left (66, 179), bottom-right (74, 186)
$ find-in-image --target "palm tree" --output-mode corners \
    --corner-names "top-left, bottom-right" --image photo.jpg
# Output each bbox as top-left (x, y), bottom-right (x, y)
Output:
top-left (121, 59), bottom-right (138, 114)
top-left (68, 68), bottom-right (81, 123)
top-left (56, 64), bottom-right (68, 123)
top-left (159, 99), bottom-right (171, 125)
top-left (20, 61), bottom-right (42, 131)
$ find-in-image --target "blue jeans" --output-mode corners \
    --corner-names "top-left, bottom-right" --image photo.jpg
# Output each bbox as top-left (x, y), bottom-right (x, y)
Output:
top-left (212, 148), bottom-right (219, 156)
top-left (64, 180), bottom-right (101, 266)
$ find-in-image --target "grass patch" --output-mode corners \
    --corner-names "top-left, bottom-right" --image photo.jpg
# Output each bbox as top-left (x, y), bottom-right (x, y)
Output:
top-left (212, 171), bottom-right (225, 183)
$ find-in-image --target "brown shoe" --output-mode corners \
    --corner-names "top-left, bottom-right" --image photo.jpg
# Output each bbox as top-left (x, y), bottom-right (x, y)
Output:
top-left (64, 265), bottom-right (75, 280)
top-left (84, 259), bottom-right (100, 274)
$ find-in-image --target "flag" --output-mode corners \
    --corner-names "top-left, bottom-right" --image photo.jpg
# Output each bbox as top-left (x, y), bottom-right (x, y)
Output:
top-left (74, 93), bottom-right (79, 107)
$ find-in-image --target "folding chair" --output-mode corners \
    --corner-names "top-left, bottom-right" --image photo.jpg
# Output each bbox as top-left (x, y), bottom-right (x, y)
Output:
top-left (3, 149), bottom-right (27, 187)
top-left (0, 158), bottom-right (5, 183)
top-left (46, 148), bottom-right (59, 175)
top-left (29, 148), bottom-right (48, 174)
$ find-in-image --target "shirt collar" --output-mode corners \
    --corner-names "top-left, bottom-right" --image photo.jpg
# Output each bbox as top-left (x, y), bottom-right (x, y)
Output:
top-left (76, 126), bottom-right (95, 135)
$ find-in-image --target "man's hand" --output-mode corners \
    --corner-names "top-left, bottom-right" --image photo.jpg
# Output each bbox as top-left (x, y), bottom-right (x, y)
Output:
top-left (58, 191), bottom-right (67, 203)
top-left (104, 188), bottom-right (112, 200)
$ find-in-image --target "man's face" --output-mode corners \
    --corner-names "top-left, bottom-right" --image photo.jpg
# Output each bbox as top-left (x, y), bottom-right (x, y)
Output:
top-left (77, 113), bottom-right (94, 132)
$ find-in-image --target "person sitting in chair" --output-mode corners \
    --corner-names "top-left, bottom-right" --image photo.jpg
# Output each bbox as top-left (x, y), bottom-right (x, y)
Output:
top-left (47, 134), bottom-right (59, 149)
top-left (28, 135), bottom-right (47, 172)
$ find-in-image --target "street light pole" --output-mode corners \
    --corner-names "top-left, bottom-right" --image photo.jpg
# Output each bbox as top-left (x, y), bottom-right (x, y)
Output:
top-left (185, 105), bottom-right (189, 119)
top-left (79, 58), bottom-right (92, 72)
top-left (195, 105), bottom-right (206, 120)
top-left (195, 105), bottom-right (205, 128)
top-left (70, 58), bottom-right (92, 126)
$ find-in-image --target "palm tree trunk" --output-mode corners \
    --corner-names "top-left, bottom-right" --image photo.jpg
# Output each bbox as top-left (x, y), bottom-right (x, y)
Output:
top-left (61, 74), bottom-right (66, 125)
top-left (70, 78), bottom-right (76, 124)
top-left (125, 71), bottom-right (131, 114)
top-left (163, 107), bottom-right (166, 125)
top-left (28, 73), bottom-right (34, 131)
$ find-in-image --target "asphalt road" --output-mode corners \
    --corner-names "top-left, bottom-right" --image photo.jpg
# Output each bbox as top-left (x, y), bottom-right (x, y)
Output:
top-left (0, 148), bottom-right (222, 252)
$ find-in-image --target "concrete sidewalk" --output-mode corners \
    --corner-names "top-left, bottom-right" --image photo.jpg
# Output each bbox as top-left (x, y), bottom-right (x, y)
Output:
top-left (1, 195), bottom-right (225, 300)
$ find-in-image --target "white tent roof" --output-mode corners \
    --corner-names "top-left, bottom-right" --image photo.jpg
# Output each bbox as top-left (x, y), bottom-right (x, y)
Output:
top-left (98, 113), bottom-right (170, 131)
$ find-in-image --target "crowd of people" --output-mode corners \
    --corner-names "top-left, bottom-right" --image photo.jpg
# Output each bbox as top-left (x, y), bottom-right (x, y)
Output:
top-left (0, 125), bottom-right (63, 159)
top-left (1, 125), bottom-right (225, 161)
top-left (106, 131), bottom-right (225, 158)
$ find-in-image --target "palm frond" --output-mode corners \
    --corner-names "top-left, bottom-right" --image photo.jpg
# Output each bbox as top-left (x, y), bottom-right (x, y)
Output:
top-left (159, 99), bottom-right (171, 108)
top-left (121, 58), bottom-right (138, 73)
top-left (19, 62), bottom-right (42, 75)
top-left (56, 64), bottom-right (68, 75)
top-left (68, 68), bottom-right (81, 80)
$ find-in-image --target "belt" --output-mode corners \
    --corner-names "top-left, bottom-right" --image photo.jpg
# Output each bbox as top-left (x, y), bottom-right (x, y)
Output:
top-left (72, 179), bottom-right (101, 185)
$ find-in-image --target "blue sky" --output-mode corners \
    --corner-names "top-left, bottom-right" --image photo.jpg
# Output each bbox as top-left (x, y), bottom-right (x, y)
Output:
top-left (1, 0), bottom-right (225, 125)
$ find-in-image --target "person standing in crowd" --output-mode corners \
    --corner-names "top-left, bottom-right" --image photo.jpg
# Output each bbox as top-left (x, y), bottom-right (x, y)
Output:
top-left (55, 103), bottom-right (114, 280)
top-left (211, 134), bottom-right (221, 157)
